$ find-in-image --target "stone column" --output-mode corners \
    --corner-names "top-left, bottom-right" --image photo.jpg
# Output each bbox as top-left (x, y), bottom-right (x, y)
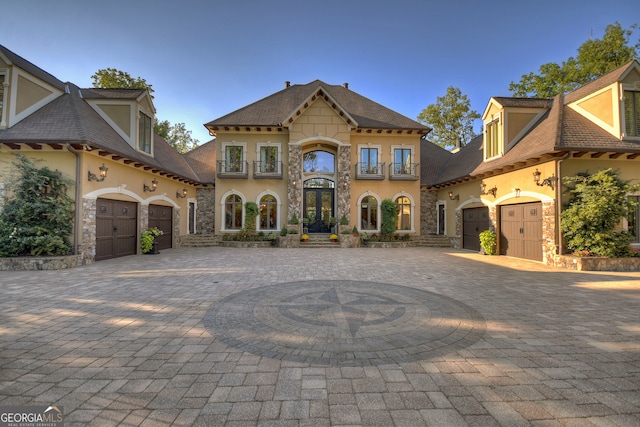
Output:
top-left (420, 189), bottom-right (437, 235)
top-left (196, 187), bottom-right (216, 234)
top-left (288, 144), bottom-right (303, 221)
top-left (81, 198), bottom-right (97, 265)
top-left (542, 200), bottom-right (556, 265)
top-left (336, 145), bottom-right (351, 223)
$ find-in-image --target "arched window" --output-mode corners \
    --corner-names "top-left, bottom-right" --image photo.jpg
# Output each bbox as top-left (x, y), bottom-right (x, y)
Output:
top-left (259, 194), bottom-right (278, 230)
top-left (303, 151), bottom-right (335, 173)
top-left (225, 194), bottom-right (243, 229)
top-left (396, 196), bottom-right (411, 230)
top-left (360, 196), bottom-right (378, 231)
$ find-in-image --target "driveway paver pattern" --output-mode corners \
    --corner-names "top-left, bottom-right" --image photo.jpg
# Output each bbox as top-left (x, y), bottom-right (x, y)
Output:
top-left (0, 247), bottom-right (639, 426)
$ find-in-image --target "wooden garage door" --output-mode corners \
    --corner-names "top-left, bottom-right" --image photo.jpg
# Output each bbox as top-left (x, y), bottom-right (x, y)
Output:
top-left (500, 202), bottom-right (542, 261)
top-left (149, 204), bottom-right (172, 250)
top-left (96, 199), bottom-right (137, 261)
top-left (463, 207), bottom-right (489, 251)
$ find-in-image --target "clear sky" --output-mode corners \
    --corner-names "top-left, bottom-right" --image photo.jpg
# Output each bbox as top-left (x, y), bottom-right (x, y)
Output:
top-left (2, 0), bottom-right (638, 146)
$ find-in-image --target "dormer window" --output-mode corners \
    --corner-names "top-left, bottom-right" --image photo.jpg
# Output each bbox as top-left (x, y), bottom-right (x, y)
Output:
top-left (138, 112), bottom-right (152, 153)
top-left (485, 116), bottom-right (501, 159)
top-left (623, 90), bottom-right (640, 137)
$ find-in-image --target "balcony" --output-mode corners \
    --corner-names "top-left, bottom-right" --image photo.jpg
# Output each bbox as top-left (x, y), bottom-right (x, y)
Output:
top-left (389, 163), bottom-right (419, 181)
top-left (253, 161), bottom-right (283, 179)
top-left (355, 162), bottom-right (385, 180)
top-left (216, 160), bottom-right (248, 179)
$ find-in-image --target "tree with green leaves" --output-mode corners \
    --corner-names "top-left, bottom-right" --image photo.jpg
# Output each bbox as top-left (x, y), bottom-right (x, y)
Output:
top-left (561, 168), bottom-right (639, 257)
top-left (92, 68), bottom-right (199, 153)
top-left (510, 22), bottom-right (640, 98)
top-left (417, 86), bottom-right (480, 149)
top-left (380, 199), bottom-right (398, 236)
top-left (0, 155), bottom-right (74, 256)
top-left (155, 120), bottom-right (199, 153)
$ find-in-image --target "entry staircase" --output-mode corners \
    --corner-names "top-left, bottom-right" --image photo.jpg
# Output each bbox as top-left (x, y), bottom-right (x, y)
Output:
top-left (300, 233), bottom-right (341, 248)
top-left (415, 234), bottom-right (452, 248)
top-left (180, 234), bottom-right (221, 247)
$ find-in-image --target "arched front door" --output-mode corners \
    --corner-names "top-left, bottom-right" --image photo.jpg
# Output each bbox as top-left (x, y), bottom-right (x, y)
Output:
top-left (303, 178), bottom-right (334, 233)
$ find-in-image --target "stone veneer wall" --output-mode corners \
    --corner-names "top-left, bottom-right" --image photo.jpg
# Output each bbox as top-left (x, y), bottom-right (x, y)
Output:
top-left (336, 145), bottom-right (351, 222)
top-left (0, 255), bottom-right (83, 271)
top-left (288, 144), bottom-right (303, 221)
top-left (196, 187), bottom-right (215, 234)
top-left (173, 208), bottom-right (180, 248)
top-left (420, 189), bottom-right (437, 235)
top-left (541, 200), bottom-right (556, 265)
top-left (80, 197), bottom-right (97, 265)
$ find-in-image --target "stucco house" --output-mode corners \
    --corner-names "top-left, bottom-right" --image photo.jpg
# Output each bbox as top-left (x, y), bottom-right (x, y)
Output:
top-left (1, 44), bottom-right (639, 269)
top-left (420, 60), bottom-right (640, 265)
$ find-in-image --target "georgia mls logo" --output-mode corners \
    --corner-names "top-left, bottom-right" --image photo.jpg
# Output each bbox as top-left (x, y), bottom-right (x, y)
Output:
top-left (0, 405), bottom-right (64, 427)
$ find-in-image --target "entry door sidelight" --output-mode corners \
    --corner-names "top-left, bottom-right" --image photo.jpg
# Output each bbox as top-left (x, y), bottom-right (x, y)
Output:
top-left (304, 188), bottom-right (334, 233)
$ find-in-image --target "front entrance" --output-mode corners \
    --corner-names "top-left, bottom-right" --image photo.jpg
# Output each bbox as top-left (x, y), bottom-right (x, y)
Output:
top-left (303, 187), bottom-right (334, 233)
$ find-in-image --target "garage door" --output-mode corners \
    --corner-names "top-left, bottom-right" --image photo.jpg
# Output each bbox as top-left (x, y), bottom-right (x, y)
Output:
top-left (149, 204), bottom-right (172, 250)
top-left (463, 207), bottom-right (489, 251)
top-left (96, 199), bottom-right (137, 261)
top-left (500, 202), bottom-right (542, 261)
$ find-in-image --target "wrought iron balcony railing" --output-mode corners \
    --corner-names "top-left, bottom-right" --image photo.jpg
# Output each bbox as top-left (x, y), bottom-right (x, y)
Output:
top-left (355, 162), bottom-right (385, 180)
top-left (216, 160), bottom-right (248, 179)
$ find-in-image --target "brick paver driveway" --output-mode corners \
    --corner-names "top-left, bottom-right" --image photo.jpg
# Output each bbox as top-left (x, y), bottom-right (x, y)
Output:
top-left (1, 247), bottom-right (639, 426)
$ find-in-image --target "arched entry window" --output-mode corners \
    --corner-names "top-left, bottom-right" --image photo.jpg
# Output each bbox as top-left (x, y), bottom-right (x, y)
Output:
top-left (360, 195), bottom-right (378, 231)
top-left (396, 196), bottom-right (411, 230)
top-left (225, 194), bottom-right (243, 230)
top-left (303, 151), bottom-right (335, 173)
top-left (259, 194), bottom-right (278, 230)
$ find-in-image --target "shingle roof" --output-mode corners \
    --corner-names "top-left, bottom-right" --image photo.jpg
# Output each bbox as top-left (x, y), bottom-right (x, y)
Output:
top-left (80, 88), bottom-right (147, 100)
top-left (206, 80), bottom-right (429, 132)
top-left (0, 45), bottom-right (66, 92)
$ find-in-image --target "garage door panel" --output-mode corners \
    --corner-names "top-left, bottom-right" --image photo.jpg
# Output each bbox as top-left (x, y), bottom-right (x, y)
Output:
top-left (96, 198), bottom-right (137, 261)
top-left (500, 202), bottom-right (542, 261)
top-left (463, 207), bottom-right (489, 252)
top-left (149, 204), bottom-right (172, 250)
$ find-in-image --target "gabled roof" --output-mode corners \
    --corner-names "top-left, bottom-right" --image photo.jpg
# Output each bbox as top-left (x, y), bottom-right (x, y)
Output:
top-left (0, 44), bottom-right (66, 92)
top-left (80, 88), bottom-right (147, 101)
top-left (426, 60), bottom-right (640, 188)
top-left (205, 80), bottom-right (429, 133)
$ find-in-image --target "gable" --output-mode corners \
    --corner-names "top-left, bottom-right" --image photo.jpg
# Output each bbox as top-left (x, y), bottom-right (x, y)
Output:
top-left (10, 68), bottom-right (63, 126)
top-left (567, 84), bottom-right (618, 136)
top-left (288, 97), bottom-right (353, 141)
top-left (96, 103), bottom-right (133, 138)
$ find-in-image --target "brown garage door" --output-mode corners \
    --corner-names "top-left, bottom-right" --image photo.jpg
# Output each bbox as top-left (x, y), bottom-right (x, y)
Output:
top-left (149, 204), bottom-right (172, 250)
top-left (96, 199), bottom-right (137, 261)
top-left (500, 202), bottom-right (542, 261)
top-left (463, 207), bottom-right (489, 251)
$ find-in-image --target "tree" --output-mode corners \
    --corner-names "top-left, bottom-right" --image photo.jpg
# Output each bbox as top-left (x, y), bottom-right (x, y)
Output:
top-left (91, 68), bottom-right (154, 96)
top-left (380, 199), bottom-right (398, 237)
top-left (92, 68), bottom-right (199, 153)
top-left (155, 120), bottom-right (199, 153)
top-left (0, 155), bottom-right (74, 256)
top-left (417, 86), bottom-right (480, 149)
top-left (510, 22), bottom-right (640, 98)
top-left (561, 168), bottom-right (639, 257)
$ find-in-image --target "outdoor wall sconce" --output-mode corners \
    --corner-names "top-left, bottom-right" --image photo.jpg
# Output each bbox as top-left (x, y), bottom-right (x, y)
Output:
top-left (88, 163), bottom-right (108, 182)
top-left (143, 178), bottom-right (158, 192)
top-left (480, 182), bottom-right (497, 197)
top-left (533, 169), bottom-right (557, 189)
top-left (448, 191), bottom-right (459, 200)
top-left (176, 188), bottom-right (187, 198)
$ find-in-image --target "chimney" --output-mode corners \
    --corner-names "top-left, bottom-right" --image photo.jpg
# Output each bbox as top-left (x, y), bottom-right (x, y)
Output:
top-left (285, 81), bottom-right (290, 88)
top-left (343, 82), bottom-right (349, 89)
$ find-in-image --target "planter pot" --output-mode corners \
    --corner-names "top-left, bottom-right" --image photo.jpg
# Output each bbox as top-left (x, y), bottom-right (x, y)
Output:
top-left (145, 241), bottom-right (160, 254)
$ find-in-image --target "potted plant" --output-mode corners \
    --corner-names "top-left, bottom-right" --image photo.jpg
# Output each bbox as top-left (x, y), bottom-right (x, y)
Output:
top-left (141, 227), bottom-right (163, 254)
top-left (479, 229), bottom-right (497, 255)
top-left (329, 234), bottom-right (339, 242)
top-left (352, 226), bottom-right (359, 236)
top-left (301, 233), bottom-right (309, 242)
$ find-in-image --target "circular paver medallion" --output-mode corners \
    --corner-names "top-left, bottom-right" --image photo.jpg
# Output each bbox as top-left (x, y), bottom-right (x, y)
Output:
top-left (204, 280), bottom-right (485, 366)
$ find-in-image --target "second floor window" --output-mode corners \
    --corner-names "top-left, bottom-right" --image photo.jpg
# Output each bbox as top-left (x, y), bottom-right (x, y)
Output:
top-left (485, 119), bottom-right (500, 159)
top-left (360, 148), bottom-right (378, 174)
top-left (393, 148), bottom-right (411, 174)
top-left (624, 90), bottom-right (640, 137)
top-left (226, 146), bottom-right (244, 172)
top-left (260, 146), bottom-right (278, 173)
top-left (138, 112), bottom-right (152, 154)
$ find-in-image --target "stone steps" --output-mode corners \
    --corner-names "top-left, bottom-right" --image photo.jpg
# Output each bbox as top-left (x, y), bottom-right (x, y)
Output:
top-left (301, 234), bottom-right (341, 248)
top-left (416, 234), bottom-right (451, 248)
top-left (180, 234), bottom-right (221, 247)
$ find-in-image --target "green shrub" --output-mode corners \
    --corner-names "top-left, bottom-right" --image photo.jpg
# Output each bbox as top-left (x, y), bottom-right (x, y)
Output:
top-left (380, 199), bottom-right (397, 236)
top-left (479, 230), bottom-right (497, 255)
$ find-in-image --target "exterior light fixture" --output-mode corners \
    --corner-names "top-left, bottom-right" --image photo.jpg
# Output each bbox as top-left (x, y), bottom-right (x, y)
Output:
top-left (480, 182), bottom-right (497, 197)
top-left (144, 178), bottom-right (158, 192)
top-left (533, 169), bottom-right (557, 190)
top-left (88, 163), bottom-right (108, 182)
top-left (176, 188), bottom-right (187, 198)
top-left (448, 191), bottom-right (459, 200)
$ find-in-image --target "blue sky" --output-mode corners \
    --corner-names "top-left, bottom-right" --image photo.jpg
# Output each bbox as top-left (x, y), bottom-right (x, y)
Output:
top-left (2, 0), bottom-right (638, 145)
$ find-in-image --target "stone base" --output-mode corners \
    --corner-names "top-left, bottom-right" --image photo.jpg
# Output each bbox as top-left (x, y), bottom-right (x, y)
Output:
top-left (1, 255), bottom-right (83, 271)
top-left (277, 235), bottom-right (300, 248)
top-left (553, 255), bottom-right (640, 271)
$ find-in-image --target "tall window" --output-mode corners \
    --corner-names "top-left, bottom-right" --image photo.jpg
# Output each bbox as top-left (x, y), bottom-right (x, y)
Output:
top-left (138, 112), bottom-right (152, 153)
top-left (303, 150), bottom-right (334, 173)
top-left (630, 196), bottom-right (640, 243)
top-left (485, 119), bottom-right (500, 158)
top-left (0, 74), bottom-right (5, 125)
top-left (624, 90), bottom-right (640, 137)
top-left (225, 194), bottom-right (243, 229)
top-left (360, 196), bottom-right (378, 230)
top-left (393, 148), bottom-right (411, 174)
top-left (260, 146), bottom-right (278, 173)
top-left (259, 194), bottom-right (277, 230)
top-left (360, 148), bottom-right (378, 174)
top-left (396, 196), bottom-right (411, 230)
top-left (226, 146), bottom-right (244, 172)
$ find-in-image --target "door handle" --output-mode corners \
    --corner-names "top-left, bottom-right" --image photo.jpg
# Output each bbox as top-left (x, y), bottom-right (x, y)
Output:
top-left (113, 226), bottom-right (118, 232)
